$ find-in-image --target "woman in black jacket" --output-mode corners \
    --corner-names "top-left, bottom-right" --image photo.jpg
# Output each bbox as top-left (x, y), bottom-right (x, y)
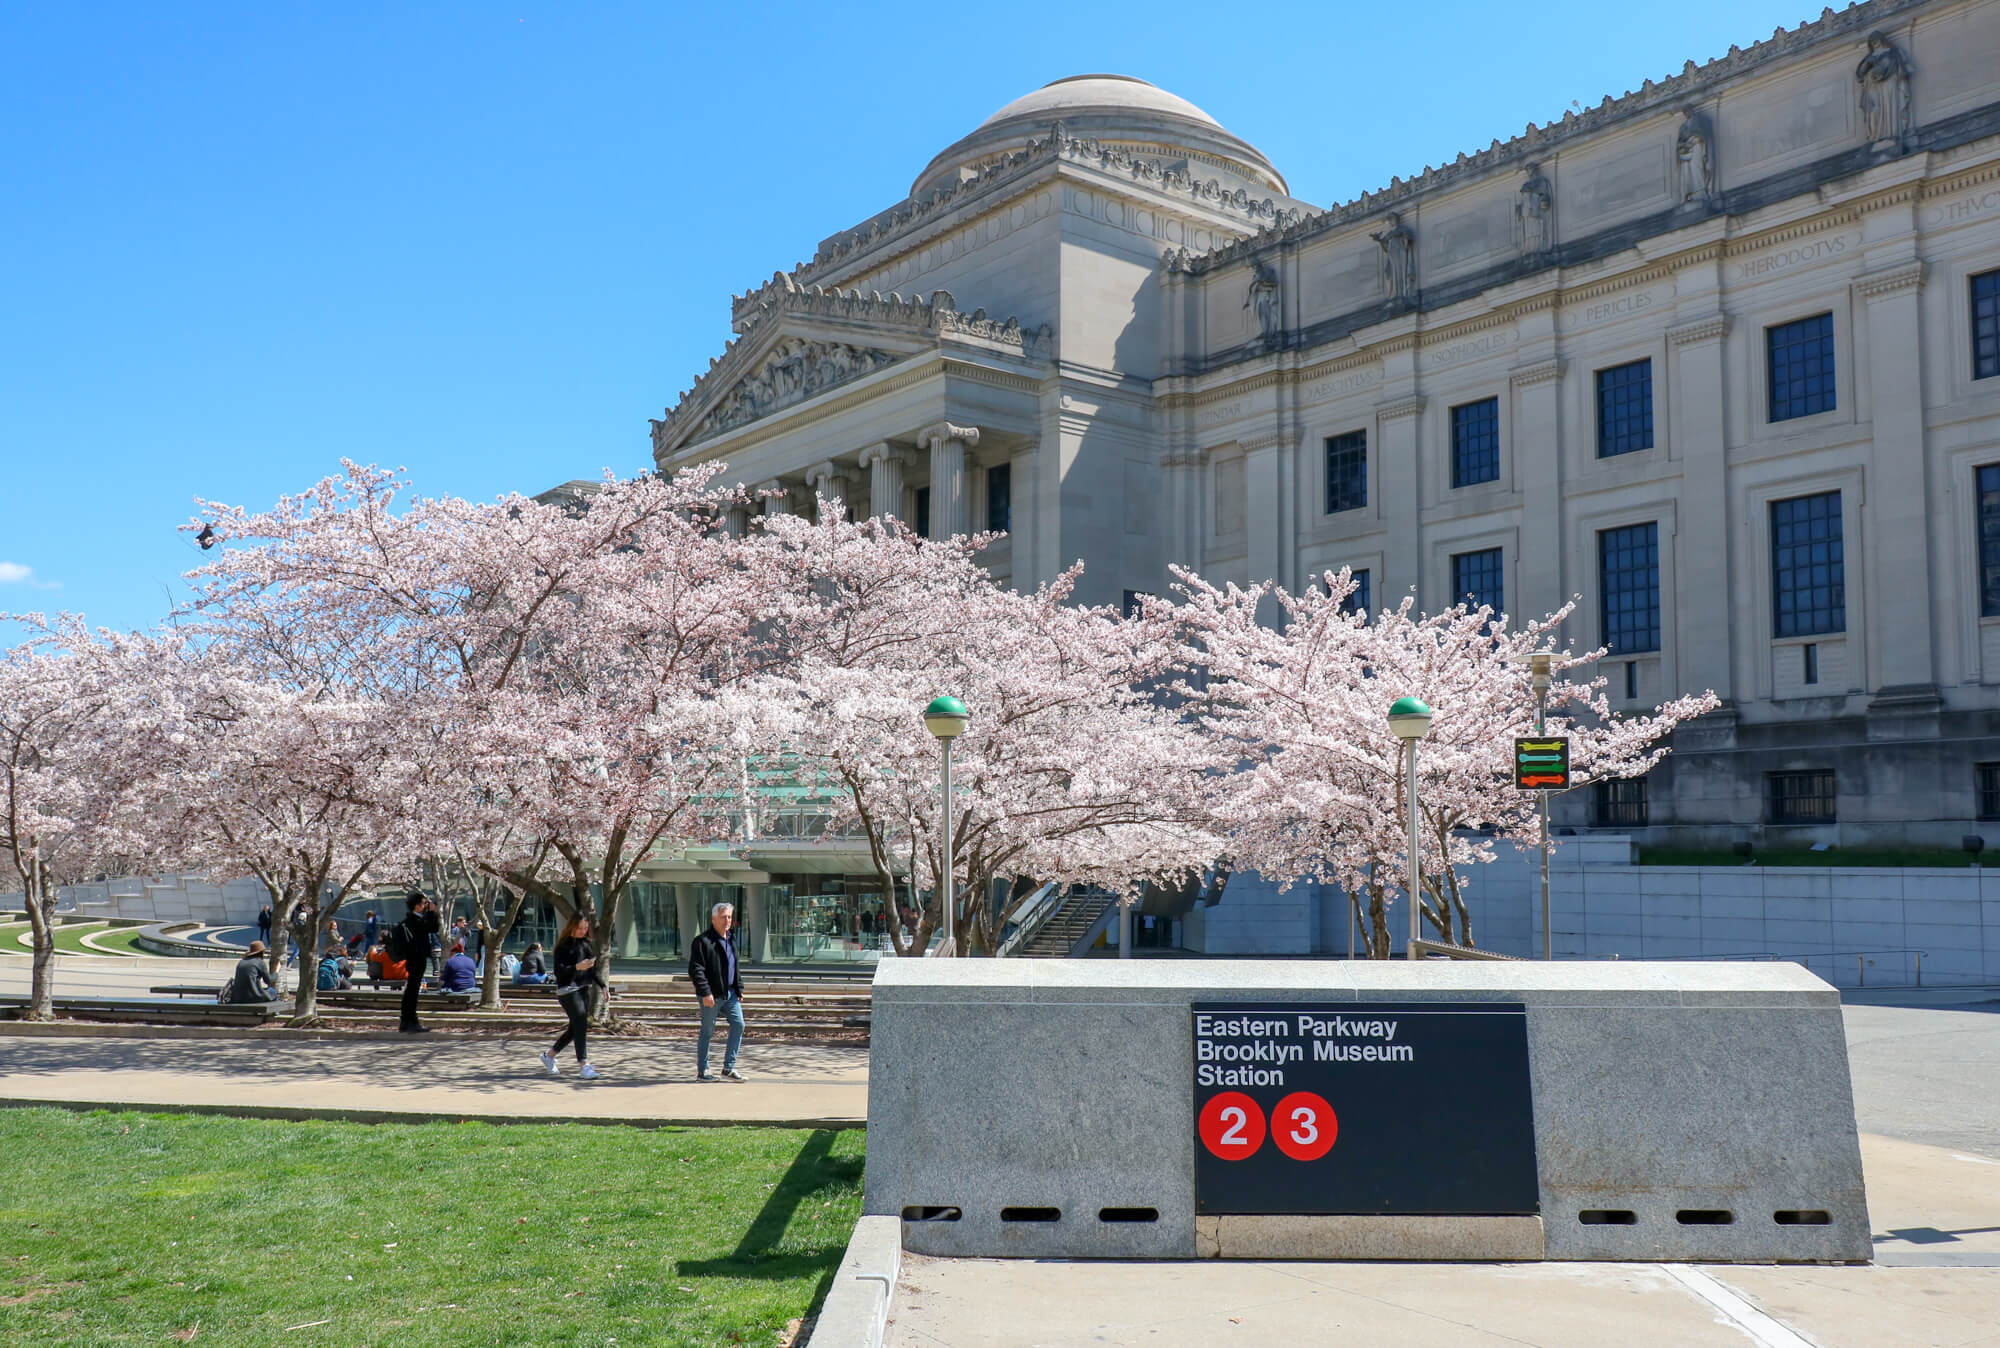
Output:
top-left (540, 913), bottom-right (605, 1079)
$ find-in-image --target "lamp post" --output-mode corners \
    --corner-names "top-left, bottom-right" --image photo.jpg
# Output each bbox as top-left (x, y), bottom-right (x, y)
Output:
top-left (923, 696), bottom-right (969, 953)
top-left (1528, 652), bottom-right (1553, 961)
top-left (1387, 696), bottom-right (1433, 960)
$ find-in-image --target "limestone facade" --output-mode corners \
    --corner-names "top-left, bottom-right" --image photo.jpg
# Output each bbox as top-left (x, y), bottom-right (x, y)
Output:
top-left (650, 2), bottom-right (2000, 847)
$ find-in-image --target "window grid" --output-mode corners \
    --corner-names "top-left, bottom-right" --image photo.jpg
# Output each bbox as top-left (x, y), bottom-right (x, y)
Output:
top-left (1978, 763), bottom-right (2000, 821)
top-left (1340, 569), bottom-right (1371, 618)
top-left (1592, 777), bottom-right (1649, 828)
top-left (1767, 770), bottom-right (1837, 824)
top-left (1974, 270), bottom-right (2000, 381)
top-left (986, 463), bottom-right (1011, 534)
top-left (1598, 522), bottom-right (1661, 654)
top-left (1451, 398), bottom-right (1500, 488)
top-left (1767, 313), bottom-right (1836, 421)
top-left (1452, 547), bottom-right (1504, 616)
top-left (1770, 492), bottom-right (1845, 637)
top-left (1325, 430), bottom-right (1368, 513)
top-left (1596, 359), bottom-right (1654, 457)
top-left (1978, 465), bottom-right (2000, 618)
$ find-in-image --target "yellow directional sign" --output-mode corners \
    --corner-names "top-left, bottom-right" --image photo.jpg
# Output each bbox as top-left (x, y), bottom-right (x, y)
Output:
top-left (1514, 737), bottom-right (1570, 791)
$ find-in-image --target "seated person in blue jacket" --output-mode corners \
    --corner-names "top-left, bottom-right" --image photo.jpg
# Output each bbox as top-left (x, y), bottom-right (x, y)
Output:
top-left (513, 942), bottom-right (552, 985)
top-left (438, 940), bottom-right (479, 994)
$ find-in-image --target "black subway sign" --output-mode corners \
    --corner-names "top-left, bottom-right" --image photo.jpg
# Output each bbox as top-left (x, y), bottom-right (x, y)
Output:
top-left (1191, 1002), bottom-right (1540, 1216)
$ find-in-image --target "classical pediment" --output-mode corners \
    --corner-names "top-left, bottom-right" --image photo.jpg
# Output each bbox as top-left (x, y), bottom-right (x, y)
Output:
top-left (653, 282), bottom-right (1051, 457)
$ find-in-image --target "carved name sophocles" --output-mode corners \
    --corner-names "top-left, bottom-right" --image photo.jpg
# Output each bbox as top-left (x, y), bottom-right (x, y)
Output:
top-left (690, 339), bottom-right (899, 441)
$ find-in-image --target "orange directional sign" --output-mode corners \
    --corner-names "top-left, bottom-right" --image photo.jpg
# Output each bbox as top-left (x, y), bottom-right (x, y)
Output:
top-left (1514, 737), bottom-right (1570, 791)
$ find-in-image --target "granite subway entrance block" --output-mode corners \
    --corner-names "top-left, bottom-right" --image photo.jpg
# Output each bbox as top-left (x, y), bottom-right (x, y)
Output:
top-left (865, 960), bottom-right (1870, 1262)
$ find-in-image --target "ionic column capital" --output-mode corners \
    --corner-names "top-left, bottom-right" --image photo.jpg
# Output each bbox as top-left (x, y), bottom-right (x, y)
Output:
top-left (917, 420), bottom-right (981, 452)
top-left (858, 442), bottom-right (905, 469)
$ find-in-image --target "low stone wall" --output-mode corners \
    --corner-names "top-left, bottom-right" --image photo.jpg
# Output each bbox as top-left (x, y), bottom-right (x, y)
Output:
top-left (866, 960), bottom-right (1870, 1263)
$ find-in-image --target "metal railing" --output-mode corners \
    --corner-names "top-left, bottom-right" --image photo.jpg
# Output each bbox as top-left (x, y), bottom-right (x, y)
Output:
top-left (1410, 938), bottom-right (1521, 961)
top-left (995, 882), bottom-right (1065, 958)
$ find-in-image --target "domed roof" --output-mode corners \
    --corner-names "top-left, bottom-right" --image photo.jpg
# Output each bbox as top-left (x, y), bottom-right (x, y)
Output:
top-left (911, 74), bottom-right (1288, 199)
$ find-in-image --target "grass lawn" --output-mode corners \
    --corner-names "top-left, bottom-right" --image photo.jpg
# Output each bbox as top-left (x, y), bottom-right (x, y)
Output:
top-left (78, 925), bottom-right (149, 956)
top-left (47, 922), bottom-right (135, 957)
top-left (0, 1108), bottom-right (864, 1347)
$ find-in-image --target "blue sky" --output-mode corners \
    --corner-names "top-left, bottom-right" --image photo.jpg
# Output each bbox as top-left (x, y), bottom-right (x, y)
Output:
top-left (3, 0), bottom-right (1821, 636)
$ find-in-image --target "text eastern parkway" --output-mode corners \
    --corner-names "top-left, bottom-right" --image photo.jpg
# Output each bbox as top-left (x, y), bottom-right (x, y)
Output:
top-left (1195, 1014), bottom-right (1401, 1041)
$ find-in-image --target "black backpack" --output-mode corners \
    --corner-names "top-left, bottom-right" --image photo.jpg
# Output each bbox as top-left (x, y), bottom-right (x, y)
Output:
top-left (383, 919), bottom-right (416, 963)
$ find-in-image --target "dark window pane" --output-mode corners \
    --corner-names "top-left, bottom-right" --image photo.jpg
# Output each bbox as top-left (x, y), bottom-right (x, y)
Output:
top-left (1121, 589), bottom-right (1151, 618)
top-left (1767, 770), bottom-right (1836, 824)
top-left (1767, 313), bottom-right (1837, 422)
top-left (1592, 777), bottom-right (1649, 827)
top-left (1598, 522), bottom-right (1661, 654)
top-left (1595, 359), bottom-right (1654, 458)
top-left (1340, 569), bottom-right (1371, 618)
top-left (1325, 430), bottom-right (1367, 513)
top-left (1452, 547), bottom-right (1504, 616)
top-left (1980, 465), bottom-right (2000, 617)
top-left (986, 463), bottom-right (1011, 534)
top-left (1770, 492), bottom-right (1845, 636)
top-left (913, 485), bottom-right (931, 539)
top-left (1974, 270), bottom-right (2000, 381)
top-left (1451, 398), bottom-right (1500, 487)
top-left (1978, 763), bottom-right (2000, 821)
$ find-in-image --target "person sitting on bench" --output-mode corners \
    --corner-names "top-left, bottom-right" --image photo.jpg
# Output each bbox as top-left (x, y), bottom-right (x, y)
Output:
top-left (366, 942), bottom-right (407, 985)
top-left (225, 941), bottom-right (280, 1004)
top-left (438, 940), bottom-right (478, 994)
top-left (513, 942), bottom-right (552, 986)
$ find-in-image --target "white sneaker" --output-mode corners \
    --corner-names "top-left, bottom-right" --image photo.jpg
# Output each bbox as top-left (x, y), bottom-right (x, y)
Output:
top-left (578, 1063), bottom-right (601, 1080)
top-left (722, 1067), bottom-right (746, 1082)
top-left (539, 1051), bottom-right (559, 1076)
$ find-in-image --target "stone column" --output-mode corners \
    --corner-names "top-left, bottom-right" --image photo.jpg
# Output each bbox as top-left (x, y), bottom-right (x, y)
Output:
top-left (1668, 314), bottom-right (1733, 702)
top-left (1244, 434), bottom-right (1283, 597)
top-left (966, 455), bottom-right (989, 535)
top-left (859, 443), bottom-right (905, 524)
top-left (674, 884), bottom-right (701, 960)
top-left (1858, 261), bottom-right (1936, 699)
top-left (1375, 395), bottom-right (1427, 605)
top-left (918, 420), bottom-right (979, 539)
top-left (740, 884), bottom-right (766, 964)
top-left (758, 479), bottom-right (792, 517)
top-left (724, 506), bottom-right (751, 538)
top-left (1510, 359), bottom-right (1566, 621)
top-left (806, 461), bottom-right (848, 521)
top-left (1009, 443), bottom-right (1038, 590)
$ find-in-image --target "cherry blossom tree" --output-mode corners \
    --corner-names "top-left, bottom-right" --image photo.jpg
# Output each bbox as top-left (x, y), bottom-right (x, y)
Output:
top-left (752, 506), bottom-right (1225, 956)
top-left (1167, 567), bottom-right (1718, 956)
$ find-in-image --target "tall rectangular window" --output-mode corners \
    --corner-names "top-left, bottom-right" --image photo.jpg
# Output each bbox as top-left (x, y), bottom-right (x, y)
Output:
top-left (1325, 430), bottom-right (1367, 513)
top-left (1770, 492), bottom-right (1845, 636)
top-left (1974, 270), bottom-right (2000, 381)
top-left (1452, 547), bottom-right (1504, 615)
top-left (986, 463), bottom-right (1011, 533)
top-left (1598, 522), bottom-right (1661, 654)
top-left (1979, 465), bottom-right (2000, 616)
top-left (1978, 763), bottom-right (2000, 821)
top-left (1592, 777), bottom-right (1649, 828)
top-left (1767, 312), bottom-right (1836, 421)
top-left (913, 485), bottom-right (932, 539)
top-left (1767, 770), bottom-right (1837, 824)
top-left (1340, 568), bottom-right (1371, 618)
top-left (1450, 397), bottom-right (1500, 487)
top-left (1595, 359), bottom-right (1654, 457)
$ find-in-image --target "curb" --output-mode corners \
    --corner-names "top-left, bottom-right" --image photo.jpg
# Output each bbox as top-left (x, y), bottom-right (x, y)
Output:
top-left (809, 1215), bottom-right (901, 1347)
top-left (0, 1097), bottom-right (866, 1131)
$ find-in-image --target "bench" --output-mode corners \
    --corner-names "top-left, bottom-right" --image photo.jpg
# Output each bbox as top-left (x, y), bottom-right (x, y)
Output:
top-left (0, 996), bottom-right (278, 1026)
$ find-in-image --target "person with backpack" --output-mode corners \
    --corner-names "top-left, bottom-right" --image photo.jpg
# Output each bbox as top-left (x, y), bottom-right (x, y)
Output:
top-left (538, 914), bottom-right (605, 1079)
top-left (225, 941), bottom-right (280, 1004)
top-left (393, 891), bottom-right (442, 1033)
top-left (317, 953), bottom-right (354, 992)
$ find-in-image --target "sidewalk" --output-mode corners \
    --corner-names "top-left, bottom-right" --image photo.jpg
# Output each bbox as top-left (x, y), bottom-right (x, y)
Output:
top-left (0, 1030), bottom-right (867, 1127)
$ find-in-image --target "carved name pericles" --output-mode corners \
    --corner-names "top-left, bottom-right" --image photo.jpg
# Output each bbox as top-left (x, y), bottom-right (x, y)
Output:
top-left (689, 339), bottom-right (898, 442)
top-left (1855, 31), bottom-right (1912, 148)
top-left (1676, 107), bottom-right (1716, 207)
top-left (1244, 261), bottom-right (1281, 339)
top-left (1514, 163), bottom-right (1553, 257)
top-left (1371, 213), bottom-right (1416, 302)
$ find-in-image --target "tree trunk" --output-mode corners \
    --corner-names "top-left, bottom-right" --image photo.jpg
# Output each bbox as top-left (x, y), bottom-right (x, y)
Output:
top-left (1367, 877), bottom-right (1391, 959)
top-left (290, 910), bottom-right (322, 1023)
top-left (24, 878), bottom-right (56, 1021)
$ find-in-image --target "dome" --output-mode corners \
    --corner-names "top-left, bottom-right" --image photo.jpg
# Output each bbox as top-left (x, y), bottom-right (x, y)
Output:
top-left (911, 74), bottom-right (1288, 199)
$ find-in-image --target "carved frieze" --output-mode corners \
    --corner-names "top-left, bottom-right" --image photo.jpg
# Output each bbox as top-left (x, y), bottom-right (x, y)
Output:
top-left (689, 339), bottom-right (899, 442)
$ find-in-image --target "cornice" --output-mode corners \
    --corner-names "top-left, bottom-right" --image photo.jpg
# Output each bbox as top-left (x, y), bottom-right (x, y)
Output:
top-left (1376, 395), bottom-right (1428, 423)
top-left (661, 356), bottom-right (947, 468)
top-left (1510, 358), bottom-right (1567, 389)
top-left (1853, 260), bottom-right (1926, 299)
top-left (1921, 156), bottom-right (2000, 201)
top-left (1668, 313), bottom-right (1732, 347)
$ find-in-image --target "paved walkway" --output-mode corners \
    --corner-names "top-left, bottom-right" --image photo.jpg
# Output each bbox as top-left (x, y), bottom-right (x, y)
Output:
top-left (0, 1031), bottom-right (868, 1126)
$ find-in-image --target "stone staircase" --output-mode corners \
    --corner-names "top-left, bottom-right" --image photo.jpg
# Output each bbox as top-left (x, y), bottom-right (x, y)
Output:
top-left (1016, 890), bottom-right (1118, 958)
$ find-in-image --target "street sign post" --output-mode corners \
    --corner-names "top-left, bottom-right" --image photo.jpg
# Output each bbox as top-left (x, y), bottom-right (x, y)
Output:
top-left (1513, 737), bottom-right (1570, 790)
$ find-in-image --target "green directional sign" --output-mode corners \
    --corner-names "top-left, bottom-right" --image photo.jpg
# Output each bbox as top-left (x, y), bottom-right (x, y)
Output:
top-left (1514, 737), bottom-right (1570, 791)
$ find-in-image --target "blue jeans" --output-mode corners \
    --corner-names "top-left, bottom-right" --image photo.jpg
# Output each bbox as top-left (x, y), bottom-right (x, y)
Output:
top-left (698, 994), bottom-right (744, 1075)
top-left (513, 972), bottom-right (552, 986)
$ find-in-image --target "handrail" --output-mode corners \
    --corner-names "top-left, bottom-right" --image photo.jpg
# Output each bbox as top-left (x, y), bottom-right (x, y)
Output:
top-left (995, 882), bottom-right (1065, 959)
top-left (1409, 938), bottom-right (1519, 961)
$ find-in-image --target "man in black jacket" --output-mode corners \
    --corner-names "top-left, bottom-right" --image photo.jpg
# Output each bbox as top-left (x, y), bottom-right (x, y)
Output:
top-left (687, 901), bottom-right (746, 1081)
top-left (399, 892), bottom-right (442, 1033)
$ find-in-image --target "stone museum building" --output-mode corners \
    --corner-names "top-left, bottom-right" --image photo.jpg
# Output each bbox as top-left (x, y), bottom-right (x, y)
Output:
top-left (641, 0), bottom-right (2000, 861)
